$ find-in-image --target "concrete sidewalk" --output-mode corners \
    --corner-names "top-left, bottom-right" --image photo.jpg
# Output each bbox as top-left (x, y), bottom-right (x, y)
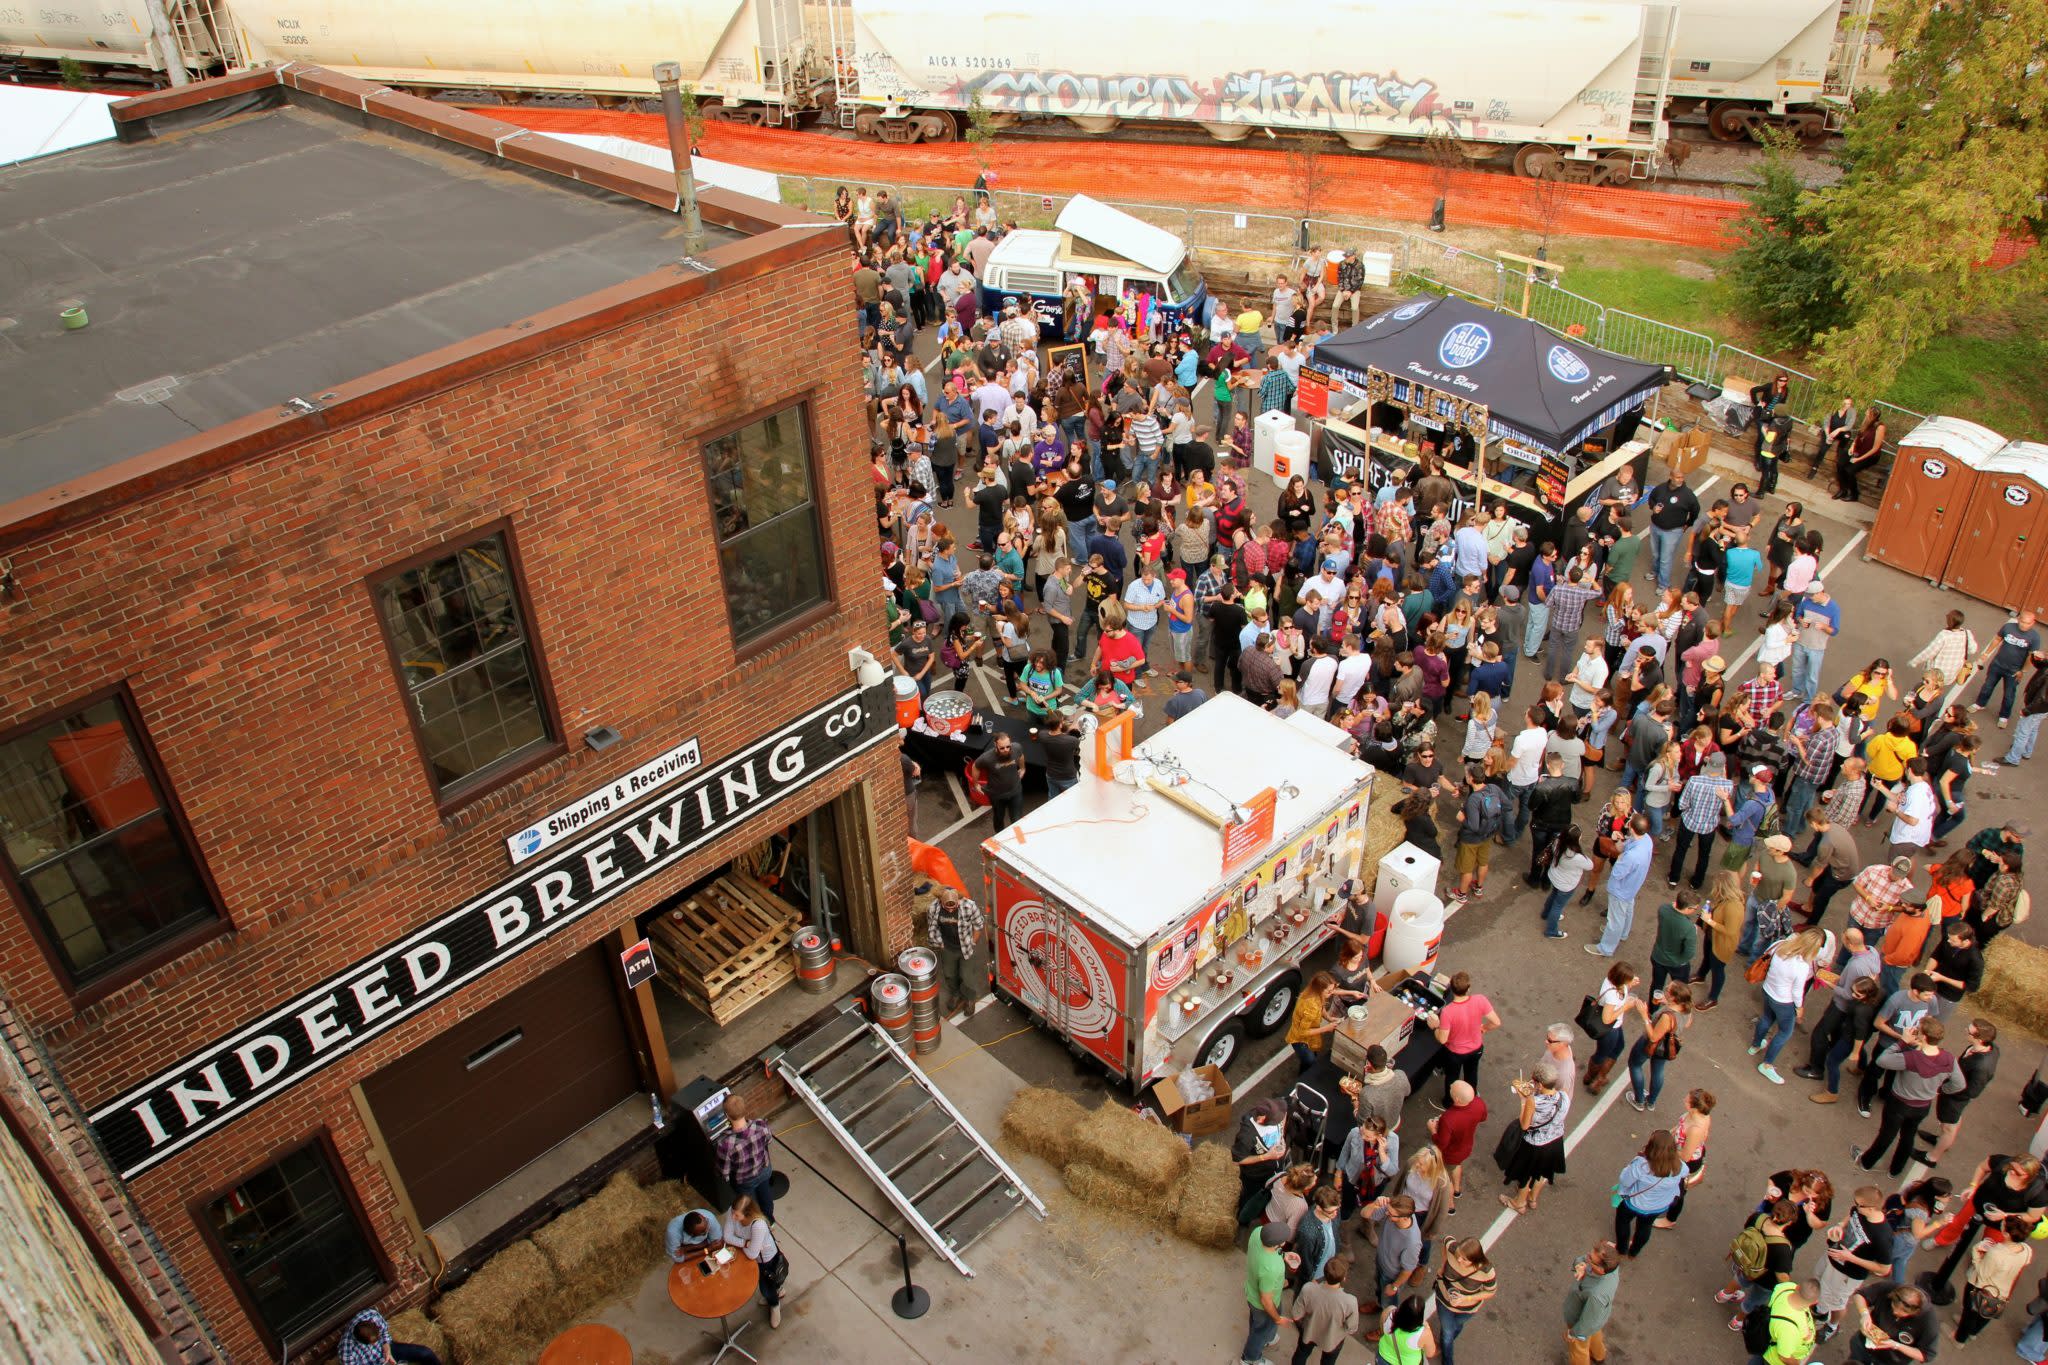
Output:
top-left (585, 1021), bottom-right (1245, 1363)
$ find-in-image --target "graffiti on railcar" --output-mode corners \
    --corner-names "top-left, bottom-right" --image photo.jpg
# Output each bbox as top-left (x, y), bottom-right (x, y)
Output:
top-left (946, 66), bottom-right (1447, 129)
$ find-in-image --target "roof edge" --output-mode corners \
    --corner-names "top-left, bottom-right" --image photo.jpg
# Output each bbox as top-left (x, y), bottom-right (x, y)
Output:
top-left (1, 68), bottom-right (839, 549)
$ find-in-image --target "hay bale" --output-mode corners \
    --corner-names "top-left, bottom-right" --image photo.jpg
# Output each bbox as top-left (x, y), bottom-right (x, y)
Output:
top-left (533, 1169), bottom-right (667, 1319)
top-left (1064, 1160), bottom-right (1173, 1224)
top-left (1001, 1086), bottom-right (1090, 1168)
top-left (1974, 936), bottom-right (2048, 1038)
top-left (386, 1309), bottom-right (447, 1363)
top-left (1362, 781), bottom-right (1410, 883)
top-left (431, 1239), bottom-right (561, 1365)
top-left (1069, 1101), bottom-right (1190, 1193)
top-left (1171, 1141), bottom-right (1242, 1250)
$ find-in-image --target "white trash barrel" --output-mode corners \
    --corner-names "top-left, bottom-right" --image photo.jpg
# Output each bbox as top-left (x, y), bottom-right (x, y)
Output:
top-left (1382, 889), bottom-right (1446, 974)
top-left (1272, 428), bottom-right (1310, 484)
top-left (1375, 842), bottom-right (1441, 916)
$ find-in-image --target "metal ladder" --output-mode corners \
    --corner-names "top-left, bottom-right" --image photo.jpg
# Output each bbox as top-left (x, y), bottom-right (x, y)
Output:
top-left (1628, 2), bottom-right (1679, 178)
top-left (166, 0), bottom-right (237, 68)
top-left (1821, 0), bottom-right (1876, 129)
top-left (767, 1003), bottom-right (1043, 1276)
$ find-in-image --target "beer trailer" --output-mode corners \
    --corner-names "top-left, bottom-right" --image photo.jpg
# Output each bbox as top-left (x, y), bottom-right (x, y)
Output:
top-left (982, 694), bottom-right (1376, 1085)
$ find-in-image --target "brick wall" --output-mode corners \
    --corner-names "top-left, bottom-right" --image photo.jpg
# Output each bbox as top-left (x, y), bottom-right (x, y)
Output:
top-left (0, 232), bottom-right (916, 1358)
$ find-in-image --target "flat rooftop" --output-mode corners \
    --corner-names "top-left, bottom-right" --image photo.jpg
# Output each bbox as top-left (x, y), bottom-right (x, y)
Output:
top-left (0, 101), bottom-right (741, 506)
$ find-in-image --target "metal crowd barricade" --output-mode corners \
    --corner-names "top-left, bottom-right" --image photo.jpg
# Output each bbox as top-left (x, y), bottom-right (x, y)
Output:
top-left (1514, 275), bottom-right (1607, 343)
top-left (1713, 344), bottom-right (1825, 428)
top-left (1601, 309), bottom-right (1717, 384)
top-left (1406, 241), bottom-right (1506, 307)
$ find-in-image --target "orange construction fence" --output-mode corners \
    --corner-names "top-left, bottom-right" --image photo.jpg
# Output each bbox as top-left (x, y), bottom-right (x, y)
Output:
top-left (474, 107), bottom-right (1746, 250)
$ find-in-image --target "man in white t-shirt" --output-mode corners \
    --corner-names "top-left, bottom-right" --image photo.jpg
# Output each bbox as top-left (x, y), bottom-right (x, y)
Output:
top-left (1882, 757), bottom-right (1938, 856)
top-left (1334, 637), bottom-right (1373, 709)
top-left (1299, 639), bottom-right (1339, 714)
top-left (1565, 637), bottom-right (1611, 715)
top-left (1505, 707), bottom-right (1550, 844)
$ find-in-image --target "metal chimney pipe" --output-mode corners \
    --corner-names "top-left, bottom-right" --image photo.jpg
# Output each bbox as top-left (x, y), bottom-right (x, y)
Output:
top-left (652, 62), bottom-right (706, 253)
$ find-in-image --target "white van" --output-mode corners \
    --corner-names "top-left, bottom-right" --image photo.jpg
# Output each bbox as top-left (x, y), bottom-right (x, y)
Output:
top-left (977, 194), bottom-right (1211, 340)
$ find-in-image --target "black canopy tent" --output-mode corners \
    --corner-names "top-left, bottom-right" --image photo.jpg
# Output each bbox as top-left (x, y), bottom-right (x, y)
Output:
top-left (1307, 294), bottom-right (1668, 474)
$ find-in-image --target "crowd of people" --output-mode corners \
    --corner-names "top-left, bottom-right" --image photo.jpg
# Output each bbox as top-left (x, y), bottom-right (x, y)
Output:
top-left (851, 202), bottom-right (2048, 1364)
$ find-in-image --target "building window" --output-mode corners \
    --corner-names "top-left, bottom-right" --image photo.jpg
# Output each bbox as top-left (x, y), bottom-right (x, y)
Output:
top-left (0, 694), bottom-right (217, 984)
top-left (203, 1142), bottom-right (381, 1347)
top-left (704, 405), bottom-right (828, 644)
top-left (374, 530), bottom-right (554, 799)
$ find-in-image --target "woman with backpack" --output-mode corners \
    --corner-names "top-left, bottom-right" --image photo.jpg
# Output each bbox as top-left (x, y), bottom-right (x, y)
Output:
top-left (1611, 1130), bottom-right (1687, 1259)
top-left (1582, 962), bottom-right (1639, 1095)
top-left (1625, 982), bottom-right (1693, 1112)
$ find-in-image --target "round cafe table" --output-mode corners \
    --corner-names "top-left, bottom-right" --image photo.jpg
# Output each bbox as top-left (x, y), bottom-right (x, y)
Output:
top-left (538, 1323), bottom-right (632, 1365)
top-left (668, 1254), bottom-right (762, 1364)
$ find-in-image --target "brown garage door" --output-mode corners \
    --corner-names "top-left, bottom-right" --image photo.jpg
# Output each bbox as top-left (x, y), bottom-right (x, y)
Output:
top-left (362, 946), bottom-right (639, 1228)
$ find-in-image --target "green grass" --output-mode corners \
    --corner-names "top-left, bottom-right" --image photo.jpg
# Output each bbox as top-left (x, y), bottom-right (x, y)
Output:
top-left (1525, 241), bottom-right (2048, 437)
top-left (1883, 295), bottom-right (2048, 436)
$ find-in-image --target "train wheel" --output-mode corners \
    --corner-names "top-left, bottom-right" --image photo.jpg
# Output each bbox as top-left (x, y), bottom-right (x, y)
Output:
top-left (1707, 101), bottom-right (1751, 142)
top-left (1196, 1019), bottom-right (1247, 1074)
top-left (1248, 970), bottom-right (1302, 1039)
top-left (915, 111), bottom-right (957, 142)
top-left (1592, 154), bottom-right (1633, 187)
top-left (1788, 112), bottom-right (1829, 143)
top-left (1513, 144), bottom-right (1563, 179)
top-left (852, 108), bottom-right (881, 139)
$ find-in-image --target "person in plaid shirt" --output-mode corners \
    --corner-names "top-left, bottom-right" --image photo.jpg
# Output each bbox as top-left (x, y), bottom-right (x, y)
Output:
top-left (1847, 856), bottom-right (1918, 937)
top-left (1738, 663), bottom-right (1783, 719)
top-left (339, 1310), bottom-right (442, 1365)
top-left (716, 1094), bottom-right (778, 1220)
top-left (1822, 756), bottom-right (1869, 828)
top-left (1257, 360), bottom-right (1296, 415)
top-left (927, 883), bottom-right (989, 1015)
top-left (1668, 752), bottom-right (1735, 889)
top-left (1541, 567), bottom-right (1605, 682)
top-left (1784, 700), bottom-right (1841, 832)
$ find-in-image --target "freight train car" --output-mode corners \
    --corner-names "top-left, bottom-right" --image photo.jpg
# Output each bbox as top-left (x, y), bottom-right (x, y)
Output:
top-left (0, 0), bottom-right (1877, 171)
top-left (842, 0), bottom-right (1672, 182)
top-left (1659, 0), bottom-right (1875, 141)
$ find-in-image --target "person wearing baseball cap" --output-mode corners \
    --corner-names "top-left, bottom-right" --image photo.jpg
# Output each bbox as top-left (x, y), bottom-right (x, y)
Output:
top-left (1723, 765), bottom-right (1776, 867)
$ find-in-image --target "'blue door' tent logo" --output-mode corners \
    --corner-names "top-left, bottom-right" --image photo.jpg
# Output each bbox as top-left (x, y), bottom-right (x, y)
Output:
top-left (1438, 321), bottom-right (1492, 368)
top-left (1547, 345), bottom-right (1593, 383)
top-left (512, 827), bottom-right (545, 858)
top-left (1392, 300), bottom-right (1432, 321)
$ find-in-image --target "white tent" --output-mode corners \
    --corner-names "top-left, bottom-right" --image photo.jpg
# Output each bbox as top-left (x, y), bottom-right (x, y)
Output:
top-left (0, 87), bottom-right (119, 167)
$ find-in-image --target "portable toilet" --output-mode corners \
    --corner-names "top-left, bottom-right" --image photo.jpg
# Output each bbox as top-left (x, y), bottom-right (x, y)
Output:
top-left (1867, 416), bottom-right (2003, 582)
top-left (1943, 442), bottom-right (2048, 609)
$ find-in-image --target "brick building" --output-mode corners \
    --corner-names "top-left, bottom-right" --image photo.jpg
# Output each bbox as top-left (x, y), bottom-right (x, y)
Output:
top-left (0, 67), bottom-right (911, 1360)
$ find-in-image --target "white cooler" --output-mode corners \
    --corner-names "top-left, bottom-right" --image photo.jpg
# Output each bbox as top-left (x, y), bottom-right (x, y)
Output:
top-left (1252, 409), bottom-right (1296, 477)
top-left (1375, 842), bottom-right (1441, 914)
top-left (1272, 428), bottom-right (1310, 485)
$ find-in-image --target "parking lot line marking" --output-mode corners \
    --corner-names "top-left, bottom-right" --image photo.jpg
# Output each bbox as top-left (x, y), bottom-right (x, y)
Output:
top-left (1723, 526), bottom-right (1867, 679)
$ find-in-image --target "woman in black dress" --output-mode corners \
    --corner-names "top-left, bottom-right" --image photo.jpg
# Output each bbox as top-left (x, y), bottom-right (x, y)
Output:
top-left (1761, 502), bottom-right (1804, 601)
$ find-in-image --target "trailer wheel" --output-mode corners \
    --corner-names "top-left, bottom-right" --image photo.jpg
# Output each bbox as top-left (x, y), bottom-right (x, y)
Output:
top-left (1197, 1020), bottom-right (1247, 1073)
top-left (1248, 970), bottom-right (1302, 1039)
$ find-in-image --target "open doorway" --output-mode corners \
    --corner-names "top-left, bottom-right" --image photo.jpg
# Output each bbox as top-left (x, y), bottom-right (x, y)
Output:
top-left (640, 786), bottom-right (874, 1087)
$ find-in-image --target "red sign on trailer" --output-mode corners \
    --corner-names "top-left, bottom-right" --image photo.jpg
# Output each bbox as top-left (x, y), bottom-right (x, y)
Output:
top-left (990, 865), bottom-right (1129, 1073)
top-left (1221, 788), bottom-right (1278, 876)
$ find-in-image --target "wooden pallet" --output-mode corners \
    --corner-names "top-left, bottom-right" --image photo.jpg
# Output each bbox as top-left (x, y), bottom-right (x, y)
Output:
top-left (649, 874), bottom-right (803, 1022)
top-left (696, 956), bottom-right (797, 1026)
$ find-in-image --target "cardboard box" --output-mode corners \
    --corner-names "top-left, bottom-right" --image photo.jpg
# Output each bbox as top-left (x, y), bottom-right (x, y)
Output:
top-left (1664, 427), bottom-right (1711, 478)
top-left (1154, 1064), bottom-right (1234, 1135)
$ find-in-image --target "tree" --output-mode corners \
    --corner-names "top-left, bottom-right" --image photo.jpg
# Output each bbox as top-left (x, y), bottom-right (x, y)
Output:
top-left (965, 92), bottom-right (998, 177)
top-left (1422, 129), bottom-right (1467, 232)
top-left (1810, 0), bottom-right (2048, 397)
top-left (678, 81), bottom-right (706, 151)
top-left (1723, 132), bottom-right (1848, 350)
